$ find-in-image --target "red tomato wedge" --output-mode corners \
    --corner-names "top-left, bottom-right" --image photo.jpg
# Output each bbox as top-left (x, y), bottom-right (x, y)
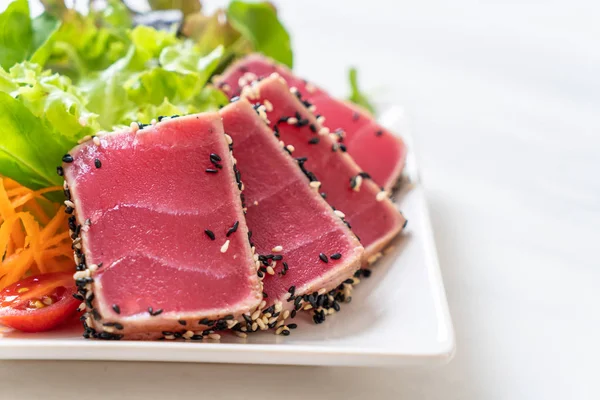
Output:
top-left (0, 272), bottom-right (79, 332)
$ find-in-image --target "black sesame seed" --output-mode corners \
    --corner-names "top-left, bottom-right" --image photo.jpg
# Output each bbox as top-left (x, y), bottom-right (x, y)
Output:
top-left (199, 318), bottom-right (210, 325)
top-left (309, 123), bottom-right (317, 133)
top-left (56, 166), bottom-right (64, 176)
top-left (281, 329), bottom-right (291, 336)
top-left (178, 320), bottom-right (187, 326)
top-left (152, 309), bottom-right (163, 316)
top-left (319, 253), bottom-right (328, 263)
top-left (362, 268), bottom-right (372, 278)
top-left (112, 304), bottom-right (120, 314)
top-left (320, 192), bottom-right (327, 199)
top-left (65, 206), bottom-right (74, 214)
top-left (288, 286), bottom-right (296, 297)
top-left (62, 154), bottom-right (74, 163)
top-left (375, 130), bottom-right (383, 136)
top-left (291, 309), bottom-right (297, 318)
top-left (226, 220), bottom-right (239, 237)
top-left (278, 116), bottom-right (290, 123)
top-left (339, 144), bottom-right (347, 152)
top-left (210, 153), bottom-right (222, 162)
top-left (330, 253), bottom-right (342, 260)
top-left (308, 137), bottom-right (320, 145)
top-left (350, 176), bottom-right (357, 189)
top-left (205, 229), bottom-right (215, 240)
top-left (92, 309), bottom-right (101, 321)
top-left (352, 112), bottom-right (360, 121)
top-left (94, 158), bottom-right (102, 168)
top-left (147, 307), bottom-right (153, 314)
top-left (344, 279), bottom-right (354, 284)
top-left (287, 323), bottom-right (298, 329)
top-left (205, 168), bottom-right (218, 174)
top-left (333, 302), bottom-right (341, 312)
top-left (403, 219), bottom-right (408, 229)
top-left (262, 291), bottom-right (268, 298)
top-left (358, 172), bottom-right (371, 179)
top-left (224, 314), bottom-right (235, 320)
top-left (272, 255), bottom-right (283, 261)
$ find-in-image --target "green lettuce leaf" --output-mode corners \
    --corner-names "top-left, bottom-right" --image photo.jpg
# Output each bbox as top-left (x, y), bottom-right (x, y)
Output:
top-left (348, 67), bottom-right (375, 115)
top-left (0, 0), bottom-right (32, 69)
top-left (0, 92), bottom-right (67, 190)
top-left (227, 1), bottom-right (293, 67)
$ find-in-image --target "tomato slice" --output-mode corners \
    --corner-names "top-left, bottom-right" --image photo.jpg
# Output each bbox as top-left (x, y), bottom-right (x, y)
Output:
top-left (0, 272), bottom-right (79, 333)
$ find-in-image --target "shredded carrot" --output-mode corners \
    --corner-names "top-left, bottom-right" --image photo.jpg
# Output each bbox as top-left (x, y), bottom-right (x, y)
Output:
top-left (0, 178), bottom-right (74, 289)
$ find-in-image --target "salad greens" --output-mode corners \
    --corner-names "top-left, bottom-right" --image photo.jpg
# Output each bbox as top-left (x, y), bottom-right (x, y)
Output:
top-left (0, 0), bottom-right (372, 196)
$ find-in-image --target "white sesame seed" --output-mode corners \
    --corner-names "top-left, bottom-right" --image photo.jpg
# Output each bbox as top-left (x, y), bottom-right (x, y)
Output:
top-left (328, 308), bottom-right (336, 315)
top-left (103, 326), bottom-right (115, 333)
top-left (150, 119), bottom-right (157, 125)
top-left (329, 133), bottom-right (340, 142)
top-left (267, 266), bottom-right (275, 275)
top-left (208, 333), bottom-right (221, 340)
top-left (268, 316), bottom-right (279, 324)
top-left (308, 105), bottom-right (317, 113)
top-left (316, 115), bottom-right (326, 124)
top-left (275, 326), bottom-right (285, 335)
top-left (282, 310), bottom-right (290, 320)
top-left (63, 181), bottom-right (69, 190)
top-left (376, 190), bottom-right (388, 201)
top-left (251, 322), bottom-right (258, 331)
top-left (309, 181), bottom-right (321, 189)
top-left (256, 318), bottom-right (266, 330)
top-left (77, 302), bottom-right (86, 312)
top-left (272, 245), bottom-right (283, 253)
top-left (235, 332), bottom-right (248, 338)
top-left (275, 320), bottom-right (285, 329)
top-left (64, 200), bottom-right (75, 208)
top-left (81, 225), bottom-right (90, 232)
top-left (264, 100), bottom-right (273, 112)
top-left (93, 136), bottom-right (101, 146)
top-left (253, 201), bottom-right (259, 206)
top-left (318, 288), bottom-right (327, 295)
top-left (221, 83), bottom-right (231, 92)
top-left (319, 127), bottom-right (330, 136)
top-left (274, 301), bottom-right (283, 313)
top-left (73, 270), bottom-right (90, 280)
top-left (261, 315), bottom-right (269, 324)
top-left (287, 117), bottom-right (298, 125)
top-left (183, 330), bottom-right (194, 339)
top-left (334, 210), bottom-right (346, 219)
top-left (353, 175), bottom-right (363, 192)
top-left (240, 326), bottom-right (248, 332)
top-left (263, 312), bottom-right (272, 319)
top-left (253, 254), bottom-right (259, 261)
top-left (384, 245), bottom-right (396, 255)
top-left (286, 144), bottom-right (295, 153)
top-left (251, 310), bottom-right (261, 320)
top-left (305, 82), bottom-right (316, 93)
top-left (165, 335), bottom-right (175, 340)
top-left (259, 300), bottom-right (267, 309)
top-left (224, 134), bottom-right (233, 145)
top-left (303, 304), bottom-right (313, 310)
top-left (238, 77), bottom-right (248, 87)
top-left (269, 72), bottom-right (281, 79)
top-left (220, 240), bottom-right (230, 253)
top-left (227, 320), bottom-right (238, 329)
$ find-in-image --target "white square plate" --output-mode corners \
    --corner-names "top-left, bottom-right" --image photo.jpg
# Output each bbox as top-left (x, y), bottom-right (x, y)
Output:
top-left (0, 105), bottom-right (454, 367)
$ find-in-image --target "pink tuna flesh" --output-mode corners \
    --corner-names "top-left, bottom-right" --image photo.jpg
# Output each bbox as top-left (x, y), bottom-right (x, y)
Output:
top-left (214, 54), bottom-right (407, 191)
top-left (239, 76), bottom-right (406, 261)
top-left (220, 99), bottom-right (363, 303)
top-left (63, 114), bottom-right (262, 338)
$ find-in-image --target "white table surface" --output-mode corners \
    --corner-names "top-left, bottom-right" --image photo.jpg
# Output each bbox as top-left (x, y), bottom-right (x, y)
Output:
top-left (2, 0), bottom-right (599, 398)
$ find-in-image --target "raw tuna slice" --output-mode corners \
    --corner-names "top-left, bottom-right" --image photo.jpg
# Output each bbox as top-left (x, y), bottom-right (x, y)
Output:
top-left (238, 76), bottom-right (406, 262)
top-left (220, 99), bottom-right (363, 314)
top-left (213, 54), bottom-right (407, 190)
top-left (62, 114), bottom-right (262, 340)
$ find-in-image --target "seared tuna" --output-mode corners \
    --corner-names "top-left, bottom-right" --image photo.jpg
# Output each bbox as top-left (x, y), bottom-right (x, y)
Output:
top-left (214, 54), bottom-right (407, 191)
top-left (237, 76), bottom-right (406, 262)
top-left (63, 114), bottom-right (262, 339)
top-left (220, 99), bottom-right (363, 310)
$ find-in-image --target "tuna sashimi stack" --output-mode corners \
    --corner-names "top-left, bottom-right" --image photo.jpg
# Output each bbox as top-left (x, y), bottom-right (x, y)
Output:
top-left (63, 114), bottom-right (262, 340)
top-left (214, 54), bottom-right (408, 191)
top-left (62, 56), bottom-right (408, 340)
